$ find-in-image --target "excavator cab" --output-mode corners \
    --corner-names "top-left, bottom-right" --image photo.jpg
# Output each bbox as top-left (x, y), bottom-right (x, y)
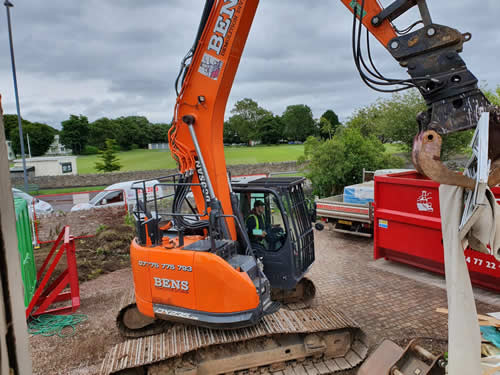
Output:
top-left (231, 177), bottom-right (316, 292)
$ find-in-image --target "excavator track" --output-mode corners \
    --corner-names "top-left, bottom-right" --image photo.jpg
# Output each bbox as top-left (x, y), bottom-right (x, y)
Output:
top-left (116, 288), bottom-right (171, 339)
top-left (117, 304), bottom-right (171, 339)
top-left (271, 277), bottom-right (316, 308)
top-left (102, 305), bottom-right (368, 375)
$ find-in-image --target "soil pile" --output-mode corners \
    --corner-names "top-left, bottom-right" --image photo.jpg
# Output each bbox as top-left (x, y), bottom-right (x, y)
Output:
top-left (35, 223), bottom-right (136, 283)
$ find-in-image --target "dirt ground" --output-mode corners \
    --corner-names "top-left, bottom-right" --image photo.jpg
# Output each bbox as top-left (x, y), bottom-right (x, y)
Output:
top-left (29, 228), bottom-right (500, 375)
top-left (35, 223), bottom-right (135, 284)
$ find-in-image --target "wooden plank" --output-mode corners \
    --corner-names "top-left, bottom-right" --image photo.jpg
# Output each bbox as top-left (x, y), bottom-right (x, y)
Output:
top-left (483, 366), bottom-right (500, 375)
top-left (436, 308), bottom-right (500, 327)
top-left (283, 367), bottom-right (296, 375)
top-left (0, 96), bottom-right (33, 375)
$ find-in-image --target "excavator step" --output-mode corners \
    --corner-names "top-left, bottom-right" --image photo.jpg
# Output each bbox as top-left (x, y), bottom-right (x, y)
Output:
top-left (101, 306), bottom-right (367, 375)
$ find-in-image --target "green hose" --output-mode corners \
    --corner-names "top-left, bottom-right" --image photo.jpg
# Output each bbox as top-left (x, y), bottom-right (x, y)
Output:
top-left (28, 314), bottom-right (88, 338)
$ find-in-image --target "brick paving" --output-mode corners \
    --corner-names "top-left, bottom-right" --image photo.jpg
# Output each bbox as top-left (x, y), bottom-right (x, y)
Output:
top-left (30, 228), bottom-right (499, 374)
top-left (310, 227), bottom-right (499, 351)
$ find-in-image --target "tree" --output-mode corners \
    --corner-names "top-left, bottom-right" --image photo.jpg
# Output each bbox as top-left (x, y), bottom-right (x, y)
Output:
top-left (149, 123), bottom-right (171, 144)
top-left (484, 85), bottom-right (500, 106)
top-left (88, 117), bottom-right (119, 149)
top-left (88, 117), bottom-right (168, 149)
top-left (228, 98), bottom-right (272, 143)
top-left (299, 128), bottom-right (404, 197)
top-left (346, 90), bottom-right (472, 160)
top-left (95, 139), bottom-right (122, 172)
top-left (281, 104), bottom-right (316, 141)
top-left (258, 115), bottom-right (284, 144)
top-left (2, 114), bottom-right (29, 141)
top-left (9, 119), bottom-right (57, 157)
top-left (320, 110), bottom-right (341, 138)
top-left (60, 115), bottom-right (90, 155)
top-left (319, 117), bottom-right (334, 140)
top-left (223, 119), bottom-right (241, 144)
top-left (114, 116), bottom-right (152, 150)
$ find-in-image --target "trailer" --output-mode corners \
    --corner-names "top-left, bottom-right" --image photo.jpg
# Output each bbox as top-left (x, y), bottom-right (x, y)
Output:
top-left (316, 195), bottom-right (374, 237)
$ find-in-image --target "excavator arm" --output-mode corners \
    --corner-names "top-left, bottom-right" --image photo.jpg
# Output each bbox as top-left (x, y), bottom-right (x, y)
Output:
top-left (169, 0), bottom-right (497, 241)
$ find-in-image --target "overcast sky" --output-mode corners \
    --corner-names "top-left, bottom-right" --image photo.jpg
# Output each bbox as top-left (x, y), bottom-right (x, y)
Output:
top-left (1, 0), bottom-right (499, 129)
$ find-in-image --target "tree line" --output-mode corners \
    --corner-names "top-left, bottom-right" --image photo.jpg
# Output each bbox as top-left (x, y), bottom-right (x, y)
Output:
top-left (59, 115), bottom-right (170, 155)
top-left (3, 114), bottom-right (170, 157)
top-left (223, 98), bottom-right (340, 144)
top-left (4, 85), bottom-right (499, 161)
top-left (301, 86), bottom-right (500, 197)
top-left (3, 101), bottom-right (340, 157)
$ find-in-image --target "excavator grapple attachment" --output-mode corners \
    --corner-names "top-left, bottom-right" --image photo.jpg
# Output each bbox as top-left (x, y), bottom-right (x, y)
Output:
top-left (413, 108), bottom-right (500, 189)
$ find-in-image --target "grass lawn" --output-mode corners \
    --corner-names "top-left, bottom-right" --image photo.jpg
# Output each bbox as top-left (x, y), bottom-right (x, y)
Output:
top-left (383, 143), bottom-right (406, 154)
top-left (37, 186), bottom-right (108, 196)
top-left (76, 143), bottom-right (404, 175)
top-left (77, 145), bottom-right (305, 175)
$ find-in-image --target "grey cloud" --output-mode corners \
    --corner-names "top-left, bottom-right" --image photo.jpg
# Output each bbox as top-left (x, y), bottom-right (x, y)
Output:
top-left (0, 0), bottom-right (498, 128)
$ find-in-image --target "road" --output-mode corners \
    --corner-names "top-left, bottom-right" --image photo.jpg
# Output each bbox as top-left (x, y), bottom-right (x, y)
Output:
top-left (36, 190), bottom-right (102, 213)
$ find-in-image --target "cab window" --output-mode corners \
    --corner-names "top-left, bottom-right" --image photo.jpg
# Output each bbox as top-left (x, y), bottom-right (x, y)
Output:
top-left (237, 191), bottom-right (287, 252)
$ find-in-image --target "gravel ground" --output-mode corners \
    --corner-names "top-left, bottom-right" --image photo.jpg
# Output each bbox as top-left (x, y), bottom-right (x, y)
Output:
top-left (29, 228), bottom-right (500, 374)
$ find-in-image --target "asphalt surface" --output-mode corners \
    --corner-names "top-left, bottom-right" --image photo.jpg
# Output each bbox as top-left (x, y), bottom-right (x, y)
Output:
top-left (36, 190), bottom-right (102, 212)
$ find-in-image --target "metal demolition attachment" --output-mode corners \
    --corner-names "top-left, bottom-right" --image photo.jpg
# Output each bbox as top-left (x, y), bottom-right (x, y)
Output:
top-left (459, 112), bottom-right (491, 232)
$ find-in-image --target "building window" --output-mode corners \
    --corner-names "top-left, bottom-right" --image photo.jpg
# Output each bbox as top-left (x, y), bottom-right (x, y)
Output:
top-left (61, 162), bottom-right (72, 174)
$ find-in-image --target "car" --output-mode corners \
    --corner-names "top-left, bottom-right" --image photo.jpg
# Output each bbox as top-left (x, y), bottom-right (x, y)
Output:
top-left (70, 180), bottom-right (164, 212)
top-left (12, 188), bottom-right (54, 216)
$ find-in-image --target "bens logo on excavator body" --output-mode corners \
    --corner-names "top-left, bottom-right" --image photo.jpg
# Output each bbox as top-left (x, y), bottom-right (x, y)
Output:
top-left (207, 0), bottom-right (239, 55)
top-left (154, 277), bottom-right (189, 291)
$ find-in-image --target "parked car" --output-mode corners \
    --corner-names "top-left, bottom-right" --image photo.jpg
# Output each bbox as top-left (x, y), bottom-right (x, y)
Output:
top-left (70, 180), bottom-right (164, 212)
top-left (12, 188), bottom-right (54, 216)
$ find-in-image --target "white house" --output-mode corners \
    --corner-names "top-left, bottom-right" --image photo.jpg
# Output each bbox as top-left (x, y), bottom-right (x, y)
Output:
top-left (6, 141), bottom-right (14, 160)
top-left (46, 134), bottom-right (72, 155)
top-left (13, 156), bottom-right (78, 176)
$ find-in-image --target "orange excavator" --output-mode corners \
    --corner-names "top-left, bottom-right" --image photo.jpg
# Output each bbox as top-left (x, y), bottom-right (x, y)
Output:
top-left (103, 1), bottom-right (498, 374)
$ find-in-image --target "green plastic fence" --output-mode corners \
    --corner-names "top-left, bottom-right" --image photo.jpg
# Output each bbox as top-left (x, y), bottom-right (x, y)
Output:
top-left (14, 198), bottom-right (37, 307)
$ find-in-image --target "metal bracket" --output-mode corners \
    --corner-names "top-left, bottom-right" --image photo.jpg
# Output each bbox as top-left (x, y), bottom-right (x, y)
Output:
top-left (371, 0), bottom-right (431, 27)
top-left (459, 112), bottom-right (491, 232)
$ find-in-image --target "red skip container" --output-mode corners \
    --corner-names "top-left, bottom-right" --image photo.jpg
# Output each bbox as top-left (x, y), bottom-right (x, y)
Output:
top-left (374, 171), bottom-right (500, 292)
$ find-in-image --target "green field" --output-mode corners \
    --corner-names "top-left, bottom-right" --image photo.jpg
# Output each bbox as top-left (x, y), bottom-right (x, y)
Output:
top-left (76, 145), bottom-right (305, 175)
top-left (38, 186), bottom-right (107, 196)
top-left (76, 143), bottom-right (404, 175)
top-left (383, 143), bottom-right (406, 154)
